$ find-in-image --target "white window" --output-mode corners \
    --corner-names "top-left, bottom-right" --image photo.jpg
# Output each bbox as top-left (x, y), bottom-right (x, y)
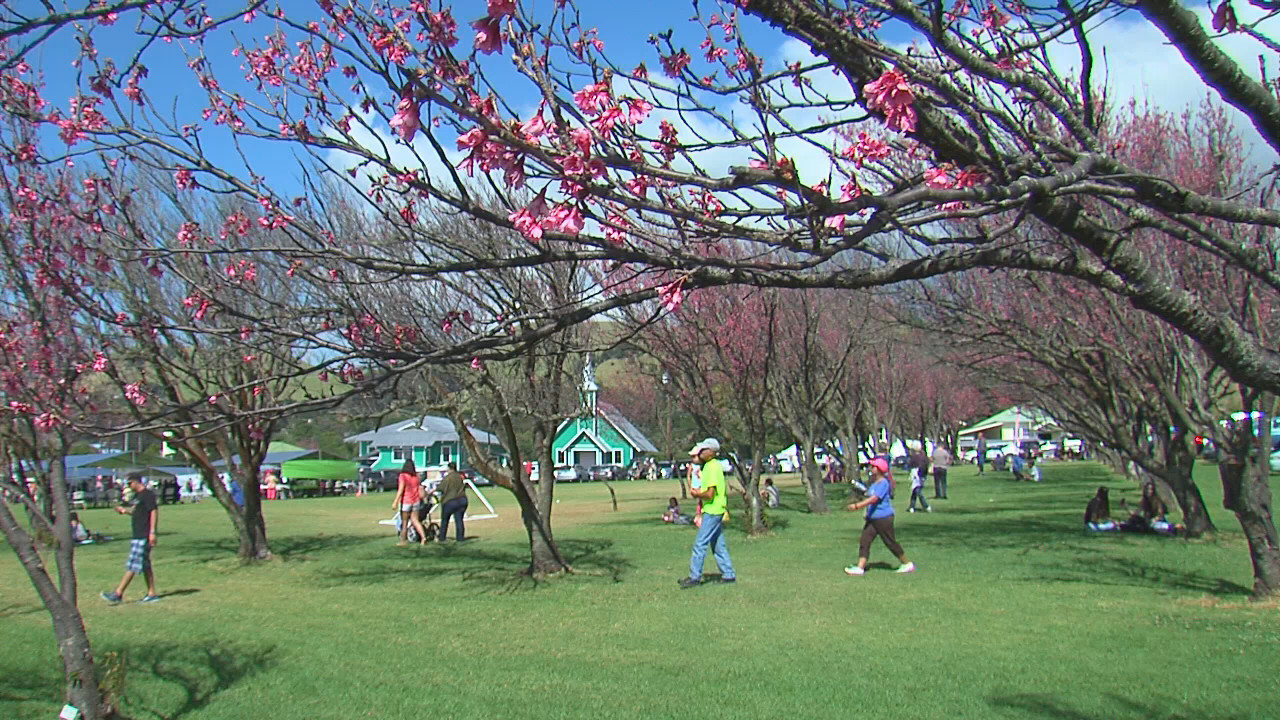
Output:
top-left (441, 445), bottom-right (452, 463)
top-left (392, 447), bottom-right (404, 461)
top-left (556, 450), bottom-right (566, 464)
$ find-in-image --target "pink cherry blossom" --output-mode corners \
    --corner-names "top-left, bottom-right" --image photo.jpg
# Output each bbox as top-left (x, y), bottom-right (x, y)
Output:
top-left (509, 190), bottom-right (549, 241)
top-left (824, 215), bottom-right (848, 231)
top-left (660, 50), bottom-right (692, 78)
top-left (623, 97), bottom-right (653, 124)
top-left (924, 166), bottom-right (953, 188)
top-left (573, 82), bottom-right (611, 115)
top-left (124, 383), bottom-right (148, 407)
top-left (863, 69), bottom-right (917, 134)
top-left (456, 127), bottom-right (487, 149)
top-left (520, 112), bottom-right (550, 141)
top-left (470, 357), bottom-right (484, 370)
top-left (472, 15), bottom-right (504, 54)
top-left (174, 168), bottom-right (196, 190)
top-left (488, 0), bottom-right (517, 18)
top-left (658, 279), bottom-right (685, 313)
top-left (545, 203), bottom-right (584, 236)
top-left (390, 95), bottom-right (421, 142)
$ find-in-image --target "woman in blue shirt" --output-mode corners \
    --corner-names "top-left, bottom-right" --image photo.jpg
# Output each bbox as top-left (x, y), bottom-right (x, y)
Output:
top-left (845, 457), bottom-right (915, 576)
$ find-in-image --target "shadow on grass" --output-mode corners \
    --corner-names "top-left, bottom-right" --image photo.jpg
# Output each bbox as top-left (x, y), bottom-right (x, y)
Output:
top-left (119, 641), bottom-right (278, 720)
top-left (0, 601), bottom-right (45, 619)
top-left (311, 537), bottom-right (632, 594)
top-left (0, 667), bottom-right (59, 705)
top-left (1026, 555), bottom-right (1252, 598)
top-left (169, 533), bottom-right (384, 564)
top-left (988, 691), bottom-right (1251, 719)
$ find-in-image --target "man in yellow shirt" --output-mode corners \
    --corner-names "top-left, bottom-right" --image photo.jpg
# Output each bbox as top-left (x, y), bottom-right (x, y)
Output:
top-left (678, 438), bottom-right (737, 588)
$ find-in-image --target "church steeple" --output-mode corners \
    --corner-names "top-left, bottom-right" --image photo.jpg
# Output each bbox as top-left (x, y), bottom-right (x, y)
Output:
top-left (581, 353), bottom-right (599, 434)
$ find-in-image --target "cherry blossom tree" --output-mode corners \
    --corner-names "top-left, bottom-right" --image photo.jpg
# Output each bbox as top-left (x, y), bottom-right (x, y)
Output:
top-left (0, 125), bottom-right (120, 719)
top-left (627, 283), bottom-right (779, 533)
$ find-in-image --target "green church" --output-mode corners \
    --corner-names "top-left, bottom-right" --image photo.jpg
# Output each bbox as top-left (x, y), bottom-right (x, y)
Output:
top-left (550, 356), bottom-right (657, 468)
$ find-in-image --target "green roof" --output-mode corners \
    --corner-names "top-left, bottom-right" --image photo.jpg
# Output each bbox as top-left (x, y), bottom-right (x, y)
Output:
top-left (960, 406), bottom-right (1057, 435)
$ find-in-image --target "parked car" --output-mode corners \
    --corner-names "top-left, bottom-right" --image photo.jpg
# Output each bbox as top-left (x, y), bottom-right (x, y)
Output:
top-left (1271, 448), bottom-right (1280, 474)
top-left (553, 464), bottom-right (589, 482)
top-left (460, 469), bottom-right (491, 486)
top-left (590, 464), bottom-right (624, 481)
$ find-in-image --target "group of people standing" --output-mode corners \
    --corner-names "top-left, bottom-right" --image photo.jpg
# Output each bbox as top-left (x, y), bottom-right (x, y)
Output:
top-left (392, 460), bottom-right (470, 546)
top-left (905, 443), bottom-right (953, 513)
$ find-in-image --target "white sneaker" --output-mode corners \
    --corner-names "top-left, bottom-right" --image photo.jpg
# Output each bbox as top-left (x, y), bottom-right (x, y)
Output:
top-left (908, 507), bottom-right (916, 513)
top-left (896, 562), bottom-right (916, 574)
top-left (926, 507), bottom-right (933, 513)
top-left (844, 565), bottom-right (866, 576)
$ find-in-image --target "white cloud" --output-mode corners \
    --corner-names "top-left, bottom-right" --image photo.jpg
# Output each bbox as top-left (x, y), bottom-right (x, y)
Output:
top-left (1046, 7), bottom-right (1278, 166)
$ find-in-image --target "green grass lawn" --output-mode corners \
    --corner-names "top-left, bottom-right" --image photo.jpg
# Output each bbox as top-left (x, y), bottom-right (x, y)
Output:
top-left (2, 463), bottom-right (1277, 719)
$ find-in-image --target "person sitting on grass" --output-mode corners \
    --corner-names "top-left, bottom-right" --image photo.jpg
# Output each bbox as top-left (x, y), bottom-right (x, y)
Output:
top-left (1027, 456), bottom-right (1043, 483)
top-left (1010, 452), bottom-right (1026, 482)
top-left (1120, 482), bottom-right (1184, 536)
top-left (662, 497), bottom-right (691, 524)
top-left (69, 512), bottom-right (109, 544)
top-left (761, 478), bottom-right (780, 508)
top-left (1083, 487), bottom-right (1119, 532)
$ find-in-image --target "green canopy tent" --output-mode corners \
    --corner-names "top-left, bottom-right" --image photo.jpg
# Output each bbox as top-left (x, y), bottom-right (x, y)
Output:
top-left (281, 459), bottom-right (358, 480)
top-left (281, 459), bottom-right (358, 498)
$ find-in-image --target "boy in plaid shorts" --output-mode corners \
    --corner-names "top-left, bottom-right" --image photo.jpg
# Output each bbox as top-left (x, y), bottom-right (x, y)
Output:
top-left (101, 473), bottom-right (160, 604)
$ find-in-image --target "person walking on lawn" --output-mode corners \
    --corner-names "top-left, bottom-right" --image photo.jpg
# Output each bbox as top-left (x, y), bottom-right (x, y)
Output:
top-left (101, 473), bottom-right (160, 604)
top-left (393, 459), bottom-right (429, 546)
top-left (845, 458), bottom-right (915, 576)
top-left (437, 462), bottom-right (469, 542)
top-left (931, 443), bottom-right (952, 499)
top-left (678, 438), bottom-right (737, 588)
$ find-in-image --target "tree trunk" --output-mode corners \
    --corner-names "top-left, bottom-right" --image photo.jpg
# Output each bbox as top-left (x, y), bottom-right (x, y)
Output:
top-left (1156, 451), bottom-right (1215, 537)
top-left (235, 470), bottom-right (271, 561)
top-left (198, 467), bottom-right (271, 561)
top-left (799, 436), bottom-right (829, 513)
top-left (1218, 451), bottom-right (1280, 599)
top-left (741, 452), bottom-right (767, 535)
top-left (0, 493), bottom-right (112, 719)
top-left (520, 460), bottom-right (568, 577)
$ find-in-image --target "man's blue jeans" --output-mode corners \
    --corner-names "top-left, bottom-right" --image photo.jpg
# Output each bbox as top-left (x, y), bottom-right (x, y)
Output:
top-left (689, 512), bottom-right (735, 581)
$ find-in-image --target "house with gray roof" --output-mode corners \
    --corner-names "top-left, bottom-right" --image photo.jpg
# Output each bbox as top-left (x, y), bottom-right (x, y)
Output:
top-left (344, 415), bottom-right (508, 478)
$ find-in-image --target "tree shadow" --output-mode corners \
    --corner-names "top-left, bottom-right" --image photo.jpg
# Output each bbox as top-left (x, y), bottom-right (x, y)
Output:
top-left (987, 691), bottom-right (1252, 720)
top-left (309, 537), bottom-right (632, 594)
top-left (0, 602), bottom-right (44, 619)
top-left (170, 533), bottom-right (384, 564)
top-left (1024, 555), bottom-right (1252, 598)
top-left (117, 641), bottom-right (278, 720)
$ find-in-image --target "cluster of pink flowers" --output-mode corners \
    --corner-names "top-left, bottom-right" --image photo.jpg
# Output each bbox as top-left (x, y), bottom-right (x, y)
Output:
top-left (472, 0), bottom-right (515, 55)
top-left (390, 95), bottom-right (421, 142)
top-left (658, 277), bottom-right (687, 313)
top-left (124, 382), bottom-right (148, 407)
top-left (862, 69), bottom-right (916, 134)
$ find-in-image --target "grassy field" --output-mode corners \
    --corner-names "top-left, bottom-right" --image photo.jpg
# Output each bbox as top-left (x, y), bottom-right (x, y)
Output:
top-left (2, 462), bottom-right (1277, 719)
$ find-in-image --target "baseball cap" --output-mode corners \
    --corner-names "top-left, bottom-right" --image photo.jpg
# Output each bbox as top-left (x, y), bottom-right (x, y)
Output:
top-left (869, 457), bottom-right (889, 474)
top-left (688, 438), bottom-right (721, 456)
